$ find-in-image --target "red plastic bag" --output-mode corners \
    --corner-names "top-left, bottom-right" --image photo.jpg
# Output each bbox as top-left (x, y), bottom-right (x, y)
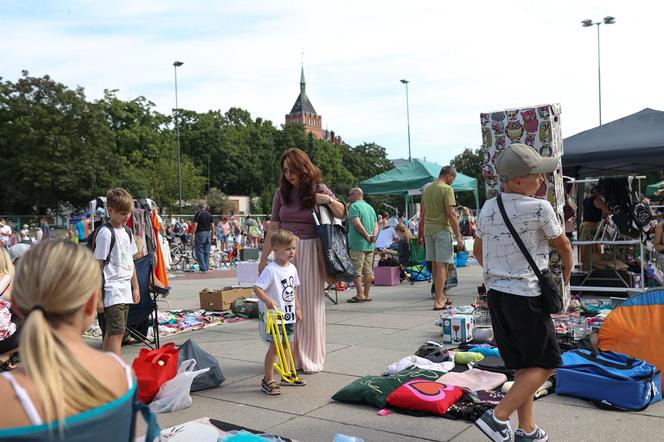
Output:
top-left (132, 342), bottom-right (179, 403)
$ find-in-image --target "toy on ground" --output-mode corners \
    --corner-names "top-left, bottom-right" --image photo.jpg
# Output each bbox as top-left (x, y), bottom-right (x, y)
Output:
top-left (265, 310), bottom-right (301, 385)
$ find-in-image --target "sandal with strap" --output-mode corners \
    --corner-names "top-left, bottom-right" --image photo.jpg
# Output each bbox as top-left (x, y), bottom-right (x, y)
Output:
top-left (281, 377), bottom-right (307, 386)
top-left (261, 378), bottom-right (281, 395)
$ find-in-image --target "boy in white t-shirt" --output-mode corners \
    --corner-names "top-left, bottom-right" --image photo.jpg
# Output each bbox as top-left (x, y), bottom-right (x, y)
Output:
top-left (254, 229), bottom-right (305, 395)
top-left (94, 188), bottom-right (139, 356)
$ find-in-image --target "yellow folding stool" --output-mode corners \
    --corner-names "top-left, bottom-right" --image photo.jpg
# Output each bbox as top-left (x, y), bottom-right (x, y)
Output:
top-left (265, 309), bottom-right (301, 384)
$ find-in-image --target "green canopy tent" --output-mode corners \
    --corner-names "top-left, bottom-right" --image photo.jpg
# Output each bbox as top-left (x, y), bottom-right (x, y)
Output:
top-left (646, 180), bottom-right (664, 196)
top-left (359, 159), bottom-right (480, 217)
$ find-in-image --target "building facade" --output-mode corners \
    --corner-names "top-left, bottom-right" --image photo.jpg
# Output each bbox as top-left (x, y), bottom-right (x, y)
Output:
top-left (285, 67), bottom-right (341, 144)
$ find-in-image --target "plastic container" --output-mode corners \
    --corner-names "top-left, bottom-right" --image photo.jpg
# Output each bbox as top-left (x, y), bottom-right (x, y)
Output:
top-left (455, 251), bottom-right (468, 267)
top-left (573, 317), bottom-right (590, 340)
top-left (334, 435), bottom-right (364, 442)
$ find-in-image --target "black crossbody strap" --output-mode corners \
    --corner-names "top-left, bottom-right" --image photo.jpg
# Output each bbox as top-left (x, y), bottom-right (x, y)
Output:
top-left (496, 194), bottom-right (544, 282)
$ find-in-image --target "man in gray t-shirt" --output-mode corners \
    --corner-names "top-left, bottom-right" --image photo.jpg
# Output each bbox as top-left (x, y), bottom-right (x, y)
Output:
top-left (473, 144), bottom-right (573, 442)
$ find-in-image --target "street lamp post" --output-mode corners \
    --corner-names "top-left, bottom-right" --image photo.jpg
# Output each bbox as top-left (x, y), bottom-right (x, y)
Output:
top-left (173, 60), bottom-right (184, 212)
top-left (400, 79), bottom-right (412, 162)
top-left (581, 16), bottom-right (615, 126)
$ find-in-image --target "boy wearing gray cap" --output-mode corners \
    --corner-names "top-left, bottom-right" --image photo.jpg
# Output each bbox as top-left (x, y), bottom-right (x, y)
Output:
top-left (473, 144), bottom-right (573, 442)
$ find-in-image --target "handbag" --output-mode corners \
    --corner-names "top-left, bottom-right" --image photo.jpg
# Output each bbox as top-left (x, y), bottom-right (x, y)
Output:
top-left (496, 194), bottom-right (563, 314)
top-left (312, 205), bottom-right (356, 283)
top-left (132, 342), bottom-right (180, 403)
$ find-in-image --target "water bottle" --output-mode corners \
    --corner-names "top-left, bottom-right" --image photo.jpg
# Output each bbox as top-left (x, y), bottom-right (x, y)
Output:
top-left (334, 435), bottom-right (364, 442)
top-left (647, 263), bottom-right (656, 288)
top-left (573, 317), bottom-right (589, 340)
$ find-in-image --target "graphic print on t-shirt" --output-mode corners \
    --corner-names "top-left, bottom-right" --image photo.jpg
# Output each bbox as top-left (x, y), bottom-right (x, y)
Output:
top-left (281, 277), bottom-right (295, 302)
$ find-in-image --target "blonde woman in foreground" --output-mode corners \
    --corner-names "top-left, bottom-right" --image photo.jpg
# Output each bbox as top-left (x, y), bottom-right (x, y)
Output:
top-left (0, 240), bottom-right (156, 440)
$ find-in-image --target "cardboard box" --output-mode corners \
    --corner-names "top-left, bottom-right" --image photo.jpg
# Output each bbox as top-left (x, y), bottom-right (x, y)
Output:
top-left (237, 261), bottom-right (259, 286)
top-left (199, 286), bottom-right (253, 311)
top-left (373, 266), bottom-right (401, 286)
top-left (441, 314), bottom-right (475, 344)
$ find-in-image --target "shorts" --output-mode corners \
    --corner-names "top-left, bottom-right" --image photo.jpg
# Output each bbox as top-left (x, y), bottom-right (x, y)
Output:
top-left (104, 303), bottom-right (129, 337)
top-left (350, 250), bottom-right (374, 276)
top-left (425, 231), bottom-right (454, 263)
top-left (259, 322), bottom-right (295, 344)
top-left (487, 289), bottom-right (561, 370)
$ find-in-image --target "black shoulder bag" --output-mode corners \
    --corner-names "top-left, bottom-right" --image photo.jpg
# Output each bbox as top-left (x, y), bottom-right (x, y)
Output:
top-left (496, 194), bottom-right (563, 314)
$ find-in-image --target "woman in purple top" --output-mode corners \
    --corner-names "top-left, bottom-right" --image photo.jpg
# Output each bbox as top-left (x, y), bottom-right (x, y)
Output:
top-left (259, 148), bottom-right (346, 373)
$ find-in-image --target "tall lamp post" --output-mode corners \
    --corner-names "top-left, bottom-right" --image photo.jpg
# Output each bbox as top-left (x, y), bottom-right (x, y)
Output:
top-left (173, 60), bottom-right (184, 212)
top-left (400, 79), bottom-right (412, 162)
top-left (581, 16), bottom-right (615, 126)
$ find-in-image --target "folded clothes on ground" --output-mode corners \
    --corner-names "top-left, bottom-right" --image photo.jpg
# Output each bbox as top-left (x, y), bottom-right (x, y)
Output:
top-left (437, 368), bottom-right (507, 392)
top-left (384, 356), bottom-right (455, 375)
top-left (501, 380), bottom-right (553, 399)
top-left (453, 351), bottom-right (485, 365)
top-left (466, 347), bottom-right (500, 358)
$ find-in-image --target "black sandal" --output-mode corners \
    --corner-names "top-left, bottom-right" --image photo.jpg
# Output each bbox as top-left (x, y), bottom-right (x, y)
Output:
top-left (281, 377), bottom-right (307, 386)
top-left (261, 378), bottom-right (281, 395)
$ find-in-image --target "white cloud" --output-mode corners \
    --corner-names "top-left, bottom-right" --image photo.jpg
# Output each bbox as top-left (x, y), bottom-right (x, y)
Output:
top-left (2, 0), bottom-right (663, 168)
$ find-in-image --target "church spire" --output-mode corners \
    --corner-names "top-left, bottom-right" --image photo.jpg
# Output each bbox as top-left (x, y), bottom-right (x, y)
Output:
top-left (300, 63), bottom-right (306, 95)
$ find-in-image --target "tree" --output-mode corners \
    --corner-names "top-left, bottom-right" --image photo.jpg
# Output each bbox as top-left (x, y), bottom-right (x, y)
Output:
top-left (341, 142), bottom-right (393, 182)
top-left (451, 147), bottom-right (486, 208)
top-left (0, 71), bottom-right (119, 213)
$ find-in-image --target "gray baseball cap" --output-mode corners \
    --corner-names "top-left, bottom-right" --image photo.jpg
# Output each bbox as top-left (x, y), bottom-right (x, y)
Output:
top-left (495, 143), bottom-right (560, 181)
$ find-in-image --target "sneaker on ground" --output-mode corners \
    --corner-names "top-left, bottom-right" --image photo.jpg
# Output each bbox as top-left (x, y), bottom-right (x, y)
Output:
top-left (474, 410), bottom-right (513, 442)
top-left (515, 427), bottom-right (548, 442)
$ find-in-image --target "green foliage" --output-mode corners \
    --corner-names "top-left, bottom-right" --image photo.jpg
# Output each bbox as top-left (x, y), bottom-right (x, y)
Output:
top-left (0, 71), bottom-right (119, 213)
top-left (451, 147), bottom-right (485, 208)
top-left (206, 187), bottom-right (230, 214)
top-left (0, 72), bottom-right (396, 215)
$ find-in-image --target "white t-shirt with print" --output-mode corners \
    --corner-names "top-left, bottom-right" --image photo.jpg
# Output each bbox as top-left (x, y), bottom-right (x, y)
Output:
top-left (255, 261), bottom-right (300, 324)
top-left (94, 225), bottom-right (138, 307)
top-left (476, 193), bottom-right (563, 297)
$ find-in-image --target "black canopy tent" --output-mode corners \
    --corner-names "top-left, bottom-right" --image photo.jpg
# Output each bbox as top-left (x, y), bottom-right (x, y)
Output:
top-left (562, 108), bottom-right (664, 178)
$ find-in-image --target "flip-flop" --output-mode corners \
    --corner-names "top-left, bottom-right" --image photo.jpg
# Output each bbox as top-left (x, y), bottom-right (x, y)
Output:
top-left (347, 296), bottom-right (365, 303)
top-left (364, 298), bottom-right (372, 302)
top-left (445, 299), bottom-right (453, 306)
top-left (433, 307), bottom-right (447, 311)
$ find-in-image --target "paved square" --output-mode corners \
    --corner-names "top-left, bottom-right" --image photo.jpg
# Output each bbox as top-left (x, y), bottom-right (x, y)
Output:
top-left (119, 265), bottom-right (664, 441)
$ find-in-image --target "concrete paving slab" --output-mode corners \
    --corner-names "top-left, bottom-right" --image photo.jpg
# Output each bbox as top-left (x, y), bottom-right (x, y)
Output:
top-left (307, 402), bottom-right (472, 442)
top-left (450, 399), bottom-right (664, 441)
top-left (267, 415), bottom-right (436, 442)
top-left (322, 345), bottom-right (414, 377)
top-left (197, 371), bottom-right (357, 416)
top-left (539, 390), bottom-right (664, 418)
top-left (334, 312), bottom-right (433, 330)
top-left (213, 357), bottom-right (265, 385)
top-left (325, 323), bottom-right (401, 346)
top-left (359, 328), bottom-right (444, 353)
top-left (134, 395), bottom-right (296, 436)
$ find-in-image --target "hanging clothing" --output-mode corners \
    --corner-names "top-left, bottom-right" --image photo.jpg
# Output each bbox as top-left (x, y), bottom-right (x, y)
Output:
top-left (151, 210), bottom-right (169, 287)
top-left (582, 197), bottom-right (603, 223)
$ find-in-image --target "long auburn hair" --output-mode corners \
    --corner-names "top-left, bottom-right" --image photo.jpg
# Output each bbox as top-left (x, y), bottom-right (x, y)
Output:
top-left (280, 148), bottom-right (321, 209)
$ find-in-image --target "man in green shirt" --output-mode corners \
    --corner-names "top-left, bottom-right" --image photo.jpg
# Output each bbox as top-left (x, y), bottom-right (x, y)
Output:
top-left (347, 188), bottom-right (378, 303)
top-left (418, 165), bottom-right (463, 310)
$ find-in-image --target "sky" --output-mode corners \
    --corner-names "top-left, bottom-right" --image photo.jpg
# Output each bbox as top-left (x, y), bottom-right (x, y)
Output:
top-left (2, 0), bottom-right (664, 166)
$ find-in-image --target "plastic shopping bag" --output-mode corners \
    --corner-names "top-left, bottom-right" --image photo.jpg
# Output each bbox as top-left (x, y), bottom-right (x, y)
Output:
top-left (132, 342), bottom-right (180, 404)
top-left (149, 359), bottom-right (210, 413)
top-left (178, 339), bottom-right (225, 392)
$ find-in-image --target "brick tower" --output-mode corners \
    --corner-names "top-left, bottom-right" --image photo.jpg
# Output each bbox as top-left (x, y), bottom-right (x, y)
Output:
top-left (285, 66), bottom-right (323, 140)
